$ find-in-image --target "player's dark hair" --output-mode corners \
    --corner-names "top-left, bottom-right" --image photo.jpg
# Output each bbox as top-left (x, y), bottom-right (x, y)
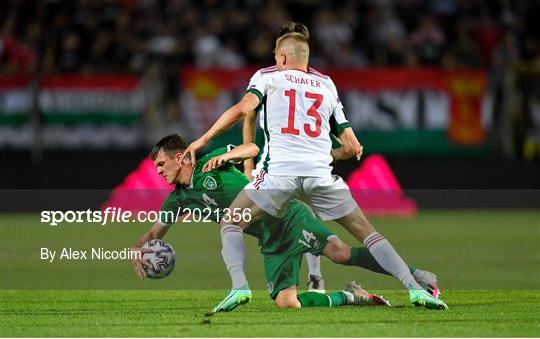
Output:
top-left (150, 134), bottom-right (188, 160)
top-left (275, 22), bottom-right (310, 42)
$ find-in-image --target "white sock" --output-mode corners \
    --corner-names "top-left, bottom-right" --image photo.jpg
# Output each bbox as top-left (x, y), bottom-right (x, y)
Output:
top-left (304, 252), bottom-right (322, 277)
top-left (342, 291), bottom-right (355, 304)
top-left (220, 224), bottom-right (248, 289)
top-left (364, 232), bottom-right (422, 290)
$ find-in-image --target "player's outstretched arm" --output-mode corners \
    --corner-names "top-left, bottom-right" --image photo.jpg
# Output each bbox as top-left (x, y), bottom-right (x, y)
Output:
top-left (182, 93), bottom-right (260, 165)
top-left (202, 143), bottom-right (260, 173)
top-left (242, 110), bottom-right (258, 179)
top-left (331, 127), bottom-right (363, 162)
top-left (130, 222), bottom-right (168, 279)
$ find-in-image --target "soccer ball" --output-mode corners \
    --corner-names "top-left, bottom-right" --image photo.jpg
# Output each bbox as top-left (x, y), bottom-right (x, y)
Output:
top-left (142, 239), bottom-right (176, 279)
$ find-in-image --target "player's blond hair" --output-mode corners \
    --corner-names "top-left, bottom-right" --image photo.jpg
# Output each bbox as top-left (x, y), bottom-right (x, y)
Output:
top-left (275, 32), bottom-right (310, 64)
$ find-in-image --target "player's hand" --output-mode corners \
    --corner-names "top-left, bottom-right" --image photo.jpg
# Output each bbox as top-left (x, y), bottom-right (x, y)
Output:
top-left (181, 137), bottom-right (209, 166)
top-left (202, 155), bottom-right (228, 173)
top-left (130, 246), bottom-right (153, 280)
top-left (355, 143), bottom-right (364, 161)
top-left (348, 138), bottom-right (363, 161)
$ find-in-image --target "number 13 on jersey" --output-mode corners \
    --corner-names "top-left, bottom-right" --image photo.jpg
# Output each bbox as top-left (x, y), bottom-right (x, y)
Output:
top-left (281, 89), bottom-right (323, 138)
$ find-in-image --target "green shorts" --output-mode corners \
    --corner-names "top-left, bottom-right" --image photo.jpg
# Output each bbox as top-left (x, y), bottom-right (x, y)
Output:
top-left (260, 204), bottom-right (335, 299)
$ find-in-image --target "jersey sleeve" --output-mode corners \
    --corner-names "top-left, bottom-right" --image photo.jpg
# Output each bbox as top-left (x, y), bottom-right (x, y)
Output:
top-left (225, 144), bottom-right (242, 164)
top-left (158, 192), bottom-right (182, 227)
top-left (197, 145), bottom-right (240, 172)
top-left (246, 70), bottom-right (264, 114)
top-left (328, 78), bottom-right (351, 135)
top-left (246, 72), bottom-right (269, 107)
top-left (246, 70), bottom-right (262, 92)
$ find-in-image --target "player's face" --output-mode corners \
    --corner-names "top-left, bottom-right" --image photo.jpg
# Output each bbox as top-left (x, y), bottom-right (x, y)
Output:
top-left (153, 149), bottom-right (182, 185)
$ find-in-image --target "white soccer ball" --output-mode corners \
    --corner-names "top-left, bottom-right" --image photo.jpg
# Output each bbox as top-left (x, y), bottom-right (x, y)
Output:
top-left (142, 239), bottom-right (176, 279)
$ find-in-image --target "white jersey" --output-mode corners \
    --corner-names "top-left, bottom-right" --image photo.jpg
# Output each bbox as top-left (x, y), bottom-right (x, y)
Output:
top-left (247, 66), bottom-right (275, 129)
top-left (246, 66), bottom-right (349, 177)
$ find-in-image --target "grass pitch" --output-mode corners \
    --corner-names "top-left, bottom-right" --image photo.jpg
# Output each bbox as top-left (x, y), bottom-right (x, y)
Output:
top-left (1, 290), bottom-right (539, 337)
top-left (1, 210), bottom-right (539, 337)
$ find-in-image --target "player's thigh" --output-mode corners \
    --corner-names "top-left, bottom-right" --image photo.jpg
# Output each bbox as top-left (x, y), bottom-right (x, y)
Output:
top-left (245, 172), bottom-right (298, 218)
top-left (274, 286), bottom-right (301, 309)
top-left (290, 207), bottom-right (337, 256)
top-left (301, 175), bottom-right (358, 221)
top-left (335, 207), bottom-right (375, 240)
top-left (263, 252), bottom-right (302, 301)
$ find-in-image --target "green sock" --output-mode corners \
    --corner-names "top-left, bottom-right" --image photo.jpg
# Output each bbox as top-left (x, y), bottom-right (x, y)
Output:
top-left (327, 291), bottom-right (349, 307)
top-left (345, 247), bottom-right (416, 275)
top-left (297, 291), bottom-right (349, 308)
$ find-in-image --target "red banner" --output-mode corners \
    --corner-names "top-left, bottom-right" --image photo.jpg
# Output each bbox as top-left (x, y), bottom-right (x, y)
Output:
top-left (179, 67), bottom-right (488, 145)
top-left (40, 74), bottom-right (141, 90)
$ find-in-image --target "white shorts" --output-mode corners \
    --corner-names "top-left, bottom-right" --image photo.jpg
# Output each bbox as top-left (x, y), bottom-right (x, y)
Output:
top-left (245, 170), bottom-right (358, 220)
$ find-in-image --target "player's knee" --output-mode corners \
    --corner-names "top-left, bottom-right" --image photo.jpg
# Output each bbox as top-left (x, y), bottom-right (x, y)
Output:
top-left (324, 238), bottom-right (350, 263)
top-left (274, 292), bottom-right (301, 309)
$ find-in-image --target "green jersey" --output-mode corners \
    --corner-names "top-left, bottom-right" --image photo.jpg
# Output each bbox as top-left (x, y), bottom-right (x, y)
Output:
top-left (159, 145), bottom-right (325, 254)
top-left (159, 145), bottom-right (336, 297)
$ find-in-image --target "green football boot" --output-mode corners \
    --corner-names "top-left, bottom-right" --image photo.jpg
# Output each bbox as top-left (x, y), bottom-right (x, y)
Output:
top-left (210, 286), bottom-right (252, 314)
top-left (409, 289), bottom-right (448, 310)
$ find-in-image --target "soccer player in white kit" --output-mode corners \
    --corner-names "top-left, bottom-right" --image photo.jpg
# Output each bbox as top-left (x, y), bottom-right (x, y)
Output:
top-left (183, 23), bottom-right (448, 312)
top-left (243, 24), bottom-right (326, 293)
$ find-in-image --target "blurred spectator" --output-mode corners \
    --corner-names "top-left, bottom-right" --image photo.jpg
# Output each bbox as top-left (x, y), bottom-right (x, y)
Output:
top-left (0, 11), bottom-right (37, 73)
top-left (474, 12), bottom-right (500, 67)
top-left (410, 14), bottom-right (446, 66)
top-left (313, 8), bottom-right (355, 67)
top-left (369, 5), bottom-right (407, 66)
top-left (444, 17), bottom-right (480, 69)
top-left (57, 31), bottom-right (83, 72)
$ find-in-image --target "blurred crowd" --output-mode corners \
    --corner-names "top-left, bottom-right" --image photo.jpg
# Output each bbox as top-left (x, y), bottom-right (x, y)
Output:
top-left (1, 0), bottom-right (539, 160)
top-left (1, 0), bottom-right (539, 74)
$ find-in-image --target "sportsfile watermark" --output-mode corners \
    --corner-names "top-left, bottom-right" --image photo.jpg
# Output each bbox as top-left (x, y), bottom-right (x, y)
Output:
top-left (40, 207), bottom-right (252, 226)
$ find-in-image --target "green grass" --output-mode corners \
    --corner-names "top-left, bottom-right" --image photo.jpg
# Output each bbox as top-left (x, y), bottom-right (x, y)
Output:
top-left (1, 210), bottom-right (539, 337)
top-left (1, 290), bottom-right (539, 337)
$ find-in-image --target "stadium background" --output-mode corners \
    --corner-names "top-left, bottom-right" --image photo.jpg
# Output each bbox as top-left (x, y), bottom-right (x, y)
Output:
top-left (1, 0), bottom-right (539, 197)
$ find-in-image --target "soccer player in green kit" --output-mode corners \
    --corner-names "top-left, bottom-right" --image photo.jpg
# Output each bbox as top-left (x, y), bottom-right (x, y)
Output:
top-left (130, 134), bottom-right (440, 312)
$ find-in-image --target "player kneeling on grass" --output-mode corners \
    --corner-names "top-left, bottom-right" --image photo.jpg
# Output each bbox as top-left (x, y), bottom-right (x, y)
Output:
top-left (130, 134), bottom-right (440, 311)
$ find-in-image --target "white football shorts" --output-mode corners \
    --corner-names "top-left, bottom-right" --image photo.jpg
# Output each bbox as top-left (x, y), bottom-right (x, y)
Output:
top-left (245, 170), bottom-right (358, 220)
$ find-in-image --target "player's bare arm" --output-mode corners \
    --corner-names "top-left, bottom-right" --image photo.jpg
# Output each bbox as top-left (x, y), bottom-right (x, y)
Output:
top-left (130, 222), bottom-right (168, 279)
top-left (202, 143), bottom-right (260, 173)
top-left (182, 92), bottom-right (260, 165)
top-left (331, 127), bottom-right (363, 161)
top-left (242, 110), bottom-right (258, 179)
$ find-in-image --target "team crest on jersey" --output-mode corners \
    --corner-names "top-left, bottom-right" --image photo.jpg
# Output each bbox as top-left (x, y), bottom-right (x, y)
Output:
top-left (266, 282), bottom-right (274, 294)
top-left (202, 176), bottom-right (218, 190)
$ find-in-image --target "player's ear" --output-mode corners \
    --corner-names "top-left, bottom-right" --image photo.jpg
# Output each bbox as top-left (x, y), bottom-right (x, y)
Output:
top-left (280, 53), bottom-right (287, 66)
top-left (174, 151), bottom-right (183, 164)
top-left (178, 151), bottom-right (191, 166)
